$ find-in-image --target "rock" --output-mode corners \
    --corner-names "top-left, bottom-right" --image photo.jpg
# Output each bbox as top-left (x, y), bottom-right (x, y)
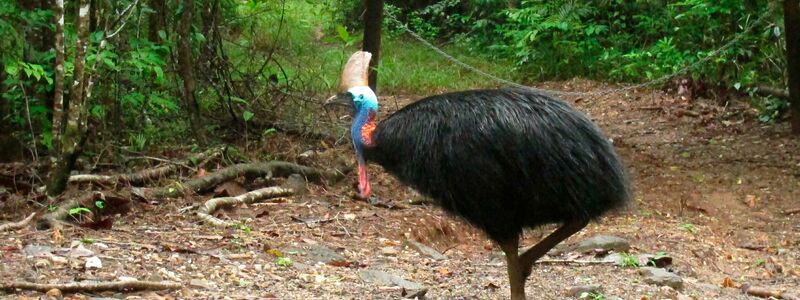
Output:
top-left (639, 253), bottom-right (673, 268)
top-left (23, 244), bottom-right (53, 257)
top-left (381, 246), bottom-right (399, 256)
top-left (45, 288), bottom-right (62, 299)
top-left (190, 279), bottom-right (214, 290)
top-left (571, 235), bottom-right (630, 253)
top-left (284, 174), bottom-right (307, 195)
top-left (405, 240), bottom-right (447, 261)
top-left (639, 267), bottom-right (683, 290)
top-left (66, 244), bottom-right (95, 258)
top-left (294, 244), bottom-right (346, 264)
top-left (565, 284), bottom-right (602, 297)
top-left (85, 256), bottom-right (102, 269)
top-left (359, 269), bottom-right (428, 298)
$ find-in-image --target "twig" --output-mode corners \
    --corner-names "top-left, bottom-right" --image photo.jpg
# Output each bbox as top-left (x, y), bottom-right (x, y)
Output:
top-left (153, 161), bottom-right (349, 199)
top-left (535, 259), bottom-right (615, 265)
top-left (0, 280), bottom-right (181, 293)
top-left (0, 213), bottom-right (37, 232)
top-left (197, 186), bottom-right (294, 227)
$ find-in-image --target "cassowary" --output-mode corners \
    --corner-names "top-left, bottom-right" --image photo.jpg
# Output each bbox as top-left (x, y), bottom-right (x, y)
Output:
top-left (325, 51), bottom-right (631, 300)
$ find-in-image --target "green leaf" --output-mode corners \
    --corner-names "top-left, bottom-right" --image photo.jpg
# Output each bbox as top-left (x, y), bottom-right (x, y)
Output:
top-left (95, 201), bottom-right (105, 209)
top-left (243, 110), bottom-right (254, 122)
top-left (69, 207), bottom-right (92, 216)
top-left (336, 25), bottom-right (350, 42)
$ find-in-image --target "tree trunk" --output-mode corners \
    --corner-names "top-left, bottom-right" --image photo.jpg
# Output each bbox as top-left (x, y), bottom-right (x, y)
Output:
top-left (148, 0), bottom-right (165, 42)
top-left (52, 0), bottom-right (66, 153)
top-left (47, 0), bottom-right (92, 196)
top-left (176, 0), bottom-right (207, 144)
top-left (785, 0), bottom-right (800, 134)
top-left (363, 0), bottom-right (383, 92)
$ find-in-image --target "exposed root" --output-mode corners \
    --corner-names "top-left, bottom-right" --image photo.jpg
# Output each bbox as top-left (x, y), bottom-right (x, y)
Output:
top-left (153, 161), bottom-right (348, 199)
top-left (0, 280), bottom-right (181, 293)
top-left (36, 192), bottom-right (109, 230)
top-left (535, 259), bottom-right (614, 265)
top-left (68, 147), bottom-right (223, 186)
top-left (198, 186), bottom-right (294, 227)
top-left (741, 284), bottom-right (799, 299)
top-left (0, 213), bottom-right (36, 232)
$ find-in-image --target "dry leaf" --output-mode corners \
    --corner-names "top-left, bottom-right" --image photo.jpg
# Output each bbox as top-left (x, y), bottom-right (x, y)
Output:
top-left (744, 195), bottom-right (757, 208)
top-left (721, 277), bottom-right (737, 288)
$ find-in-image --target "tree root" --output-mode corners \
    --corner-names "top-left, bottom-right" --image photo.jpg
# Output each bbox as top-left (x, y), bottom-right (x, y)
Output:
top-left (0, 213), bottom-right (36, 232)
top-left (36, 192), bottom-right (114, 230)
top-left (153, 161), bottom-right (348, 199)
top-left (68, 147), bottom-right (223, 186)
top-left (198, 186), bottom-right (294, 227)
top-left (0, 280), bottom-right (181, 293)
top-left (741, 284), bottom-right (799, 300)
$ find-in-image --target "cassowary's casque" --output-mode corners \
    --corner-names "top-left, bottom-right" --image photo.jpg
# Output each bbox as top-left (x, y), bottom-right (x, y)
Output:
top-left (325, 51), bottom-right (631, 300)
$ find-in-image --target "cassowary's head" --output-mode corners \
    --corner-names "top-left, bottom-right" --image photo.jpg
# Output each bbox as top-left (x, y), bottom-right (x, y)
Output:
top-left (325, 51), bottom-right (378, 198)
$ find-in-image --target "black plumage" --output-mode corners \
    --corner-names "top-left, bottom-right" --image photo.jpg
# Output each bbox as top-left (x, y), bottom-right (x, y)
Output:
top-left (365, 88), bottom-right (629, 241)
top-left (328, 51), bottom-right (630, 300)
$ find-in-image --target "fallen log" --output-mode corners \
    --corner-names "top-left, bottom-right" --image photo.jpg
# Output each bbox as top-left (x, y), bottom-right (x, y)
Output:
top-left (0, 213), bottom-right (36, 232)
top-left (68, 147), bottom-right (223, 186)
top-left (153, 161), bottom-right (348, 199)
top-left (0, 280), bottom-right (181, 293)
top-left (197, 186), bottom-right (294, 227)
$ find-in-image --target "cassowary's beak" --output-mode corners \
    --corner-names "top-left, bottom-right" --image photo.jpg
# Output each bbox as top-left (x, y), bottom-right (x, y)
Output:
top-left (323, 93), bottom-right (351, 108)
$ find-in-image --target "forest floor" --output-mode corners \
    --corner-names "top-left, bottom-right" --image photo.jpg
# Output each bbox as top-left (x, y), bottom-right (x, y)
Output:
top-left (1, 79), bottom-right (799, 300)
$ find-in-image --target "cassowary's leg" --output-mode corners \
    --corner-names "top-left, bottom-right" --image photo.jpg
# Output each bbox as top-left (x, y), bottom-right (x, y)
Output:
top-left (519, 218), bottom-right (589, 278)
top-left (498, 236), bottom-right (526, 300)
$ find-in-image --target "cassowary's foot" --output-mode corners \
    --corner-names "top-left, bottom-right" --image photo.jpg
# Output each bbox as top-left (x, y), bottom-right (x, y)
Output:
top-left (499, 237), bottom-right (526, 300)
top-left (519, 219), bottom-right (589, 278)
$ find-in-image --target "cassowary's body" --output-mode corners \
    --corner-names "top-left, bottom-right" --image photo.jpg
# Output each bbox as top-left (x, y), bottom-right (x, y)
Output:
top-left (329, 51), bottom-right (630, 300)
top-left (364, 88), bottom-right (629, 241)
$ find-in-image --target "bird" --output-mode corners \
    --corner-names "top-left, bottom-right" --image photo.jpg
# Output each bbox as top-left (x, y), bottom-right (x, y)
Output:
top-left (325, 51), bottom-right (631, 300)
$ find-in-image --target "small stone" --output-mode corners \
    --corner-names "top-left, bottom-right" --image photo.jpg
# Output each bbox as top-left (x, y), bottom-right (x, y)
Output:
top-left (571, 235), bottom-right (631, 253)
top-left (117, 276), bottom-right (137, 281)
top-left (566, 284), bottom-right (602, 297)
top-left (190, 279), bottom-right (214, 290)
top-left (23, 244), bottom-right (53, 257)
top-left (67, 244), bottom-right (95, 258)
top-left (45, 288), bottom-right (62, 299)
top-left (85, 256), bottom-right (102, 269)
top-left (34, 259), bottom-right (51, 268)
top-left (639, 267), bottom-right (683, 290)
top-left (381, 246), bottom-right (399, 256)
top-left (303, 244), bottom-right (347, 264)
top-left (284, 174), bottom-right (307, 195)
top-left (405, 240), bottom-right (447, 261)
top-left (359, 269), bottom-right (428, 298)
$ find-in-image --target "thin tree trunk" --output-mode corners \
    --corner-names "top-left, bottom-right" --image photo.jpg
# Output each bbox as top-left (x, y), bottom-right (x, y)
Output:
top-left (148, 0), bottom-right (165, 42)
top-left (177, 0), bottom-right (207, 144)
top-left (784, 0), bottom-right (800, 134)
top-left (363, 0), bottom-right (383, 92)
top-left (47, 0), bottom-right (92, 196)
top-left (52, 0), bottom-right (66, 153)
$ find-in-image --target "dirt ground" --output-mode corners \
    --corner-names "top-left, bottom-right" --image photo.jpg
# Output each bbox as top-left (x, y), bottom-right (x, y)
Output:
top-left (1, 80), bottom-right (798, 299)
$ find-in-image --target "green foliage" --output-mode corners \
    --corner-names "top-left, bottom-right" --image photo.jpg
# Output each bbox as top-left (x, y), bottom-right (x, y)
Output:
top-left (618, 252), bottom-right (640, 268)
top-left (69, 207), bottom-right (92, 216)
top-left (275, 256), bottom-right (293, 267)
top-left (679, 222), bottom-right (697, 234)
top-left (579, 291), bottom-right (607, 300)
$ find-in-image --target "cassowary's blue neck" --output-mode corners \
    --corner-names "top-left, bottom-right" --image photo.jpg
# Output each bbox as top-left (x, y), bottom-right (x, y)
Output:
top-left (352, 106), bottom-right (377, 198)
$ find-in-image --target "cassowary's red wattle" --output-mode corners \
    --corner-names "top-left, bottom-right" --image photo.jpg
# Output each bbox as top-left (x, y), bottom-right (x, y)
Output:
top-left (329, 51), bottom-right (631, 300)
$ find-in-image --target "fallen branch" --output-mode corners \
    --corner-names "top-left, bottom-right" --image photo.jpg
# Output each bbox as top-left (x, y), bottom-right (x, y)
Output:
top-left (0, 280), bottom-right (181, 293)
top-left (751, 85), bottom-right (789, 99)
top-left (0, 213), bottom-right (36, 232)
top-left (68, 147), bottom-right (223, 186)
top-left (741, 284), bottom-right (796, 299)
top-left (153, 161), bottom-right (348, 199)
top-left (198, 186), bottom-right (294, 227)
top-left (536, 259), bottom-right (614, 265)
top-left (36, 192), bottom-right (105, 230)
